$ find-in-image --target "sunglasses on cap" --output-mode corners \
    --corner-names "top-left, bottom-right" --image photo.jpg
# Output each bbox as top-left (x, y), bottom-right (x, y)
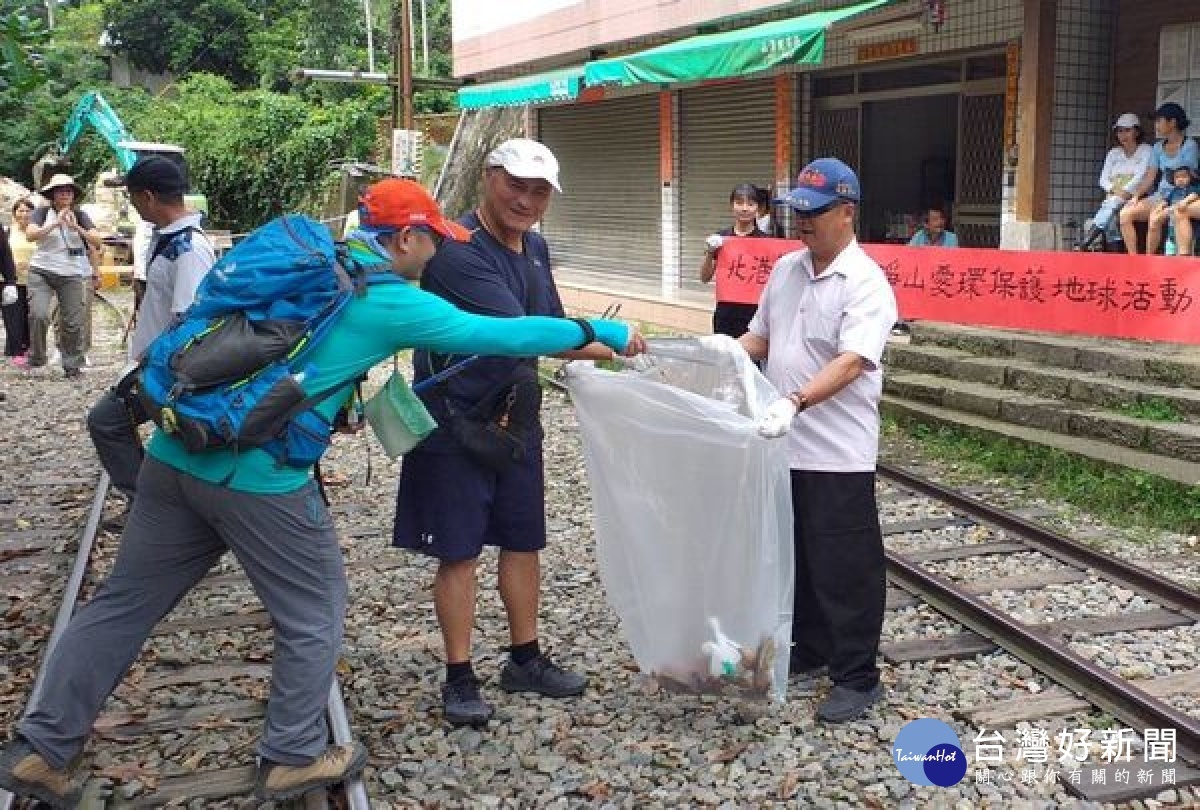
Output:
top-left (793, 201), bottom-right (847, 220)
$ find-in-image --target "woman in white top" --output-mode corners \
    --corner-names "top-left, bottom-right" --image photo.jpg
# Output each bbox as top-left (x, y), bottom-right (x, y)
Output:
top-left (25, 173), bottom-right (103, 378)
top-left (1077, 113), bottom-right (1155, 251)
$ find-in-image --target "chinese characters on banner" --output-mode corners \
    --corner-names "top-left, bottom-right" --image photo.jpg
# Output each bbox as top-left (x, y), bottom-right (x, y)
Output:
top-left (711, 238), bottom-right (1198, 344)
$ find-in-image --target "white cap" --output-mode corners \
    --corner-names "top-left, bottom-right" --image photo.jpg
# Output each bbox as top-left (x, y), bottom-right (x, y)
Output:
top-left (1113, 112), bottom-right (1141, 130)
top-left (485, 138), bottom-right (562, 192)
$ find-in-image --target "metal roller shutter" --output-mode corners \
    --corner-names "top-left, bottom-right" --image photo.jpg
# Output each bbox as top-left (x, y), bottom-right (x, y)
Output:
top-left (538, 96), bottom-right (661, 281)
top-left (679, 80), bottom-right (777, 286)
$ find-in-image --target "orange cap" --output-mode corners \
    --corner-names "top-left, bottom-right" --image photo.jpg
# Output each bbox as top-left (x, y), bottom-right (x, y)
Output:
top-left (358, 178), bottom-right (471, 242)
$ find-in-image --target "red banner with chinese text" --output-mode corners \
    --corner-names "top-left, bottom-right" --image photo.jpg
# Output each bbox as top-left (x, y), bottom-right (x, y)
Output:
top-left (712, 238), bottom-right (1199, 344)
top-left (712, 237), bottom-right (802, 304)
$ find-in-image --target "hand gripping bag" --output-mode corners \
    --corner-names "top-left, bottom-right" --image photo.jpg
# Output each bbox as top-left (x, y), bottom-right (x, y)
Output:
top-left (566, 335), bottom-right (794, 701)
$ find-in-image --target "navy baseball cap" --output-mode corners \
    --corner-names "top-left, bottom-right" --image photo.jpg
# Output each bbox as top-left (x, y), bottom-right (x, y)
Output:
top-left (124, 155), bottom-right (188, 194)
top-left (777, 158), bottom-right (861, 211)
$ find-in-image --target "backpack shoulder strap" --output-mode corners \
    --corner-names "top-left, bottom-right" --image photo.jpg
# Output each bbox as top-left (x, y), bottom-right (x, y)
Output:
top-left (148, 225), bottom-right (202, 268)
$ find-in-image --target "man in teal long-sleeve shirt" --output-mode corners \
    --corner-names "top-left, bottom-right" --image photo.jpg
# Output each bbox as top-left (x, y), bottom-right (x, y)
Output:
top-left (0, 178), bottom-right (642, 808)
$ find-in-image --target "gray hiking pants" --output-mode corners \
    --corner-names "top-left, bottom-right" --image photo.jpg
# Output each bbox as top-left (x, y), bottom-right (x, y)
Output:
top-left (19, 458), bottom-right (346, 769)
top-left (27, 269), bottom-right (87, 373)
top-left (87, 388), bottom-right (143, 499)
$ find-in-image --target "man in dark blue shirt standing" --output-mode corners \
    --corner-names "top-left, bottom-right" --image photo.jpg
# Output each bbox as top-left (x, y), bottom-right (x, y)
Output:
top-left (393, 139), bottom-right (631, 727)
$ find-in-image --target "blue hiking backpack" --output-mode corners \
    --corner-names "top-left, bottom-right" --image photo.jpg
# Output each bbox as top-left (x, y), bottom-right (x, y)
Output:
top-left (134, 215), bottom-right (397, 469)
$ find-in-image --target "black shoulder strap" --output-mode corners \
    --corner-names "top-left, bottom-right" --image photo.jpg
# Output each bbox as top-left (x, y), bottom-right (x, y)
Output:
top-left (148, 225), bottom-right (202, 268)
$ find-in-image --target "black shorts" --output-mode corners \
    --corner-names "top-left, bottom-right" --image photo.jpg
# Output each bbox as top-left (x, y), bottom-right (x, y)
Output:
top-left (392, 448), bottom-right (547, 562)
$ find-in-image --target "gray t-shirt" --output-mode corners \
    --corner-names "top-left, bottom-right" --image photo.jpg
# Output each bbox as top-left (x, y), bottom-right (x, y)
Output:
top-left (129, 213), bottom-right (215, 361)
top-left (29, 206), bottom-right (96, 277)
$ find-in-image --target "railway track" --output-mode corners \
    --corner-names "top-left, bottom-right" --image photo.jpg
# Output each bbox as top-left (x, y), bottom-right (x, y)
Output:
top-left (545, 362), bottom-right (1200, 802)
top-left (878, 463), bottom-right (1200, 802)
top-left (0, 294), bottom-right (371, 809)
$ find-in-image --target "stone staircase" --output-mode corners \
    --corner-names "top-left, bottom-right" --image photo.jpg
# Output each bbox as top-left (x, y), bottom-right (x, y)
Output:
top-left (881, 323), bottom-right (1200, 488)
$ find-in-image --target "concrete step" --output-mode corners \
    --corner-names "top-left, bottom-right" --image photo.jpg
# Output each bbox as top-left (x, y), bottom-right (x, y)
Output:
top-left (884, 343), bottom-right (1200, 419)
top-left (907, 322), bottom-right (1200, 388)
top-left (886, 371), bottom-right (1200, 464)
top-left (881, 396), bottom-right (1200, 488)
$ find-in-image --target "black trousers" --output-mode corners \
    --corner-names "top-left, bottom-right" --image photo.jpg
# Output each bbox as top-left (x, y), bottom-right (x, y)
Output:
top-left (1, 283), bottom-right (29, 356)
top-left (712, 302), bottom-right (757, 339)
top-left (789, 470), bottom-right (885, 691)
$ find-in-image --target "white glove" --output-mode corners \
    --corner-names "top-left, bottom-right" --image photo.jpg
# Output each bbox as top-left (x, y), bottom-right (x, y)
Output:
top-left (756, 397), bottom-right (798, 438)
top-left (705, 233), bottom-right (724, 253)
top-left (1, 285), bottom-right (16, 306)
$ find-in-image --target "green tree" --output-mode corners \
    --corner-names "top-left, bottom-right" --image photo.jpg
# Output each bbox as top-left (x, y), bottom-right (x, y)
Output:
top-left (117, 73), bottom-right (379, 230)
top-left (0, 0), bottom-right (47, 94)
top-left (101, 0), bottom-right (310, 88)
top-left (0, 2), bottom-right (107, 183)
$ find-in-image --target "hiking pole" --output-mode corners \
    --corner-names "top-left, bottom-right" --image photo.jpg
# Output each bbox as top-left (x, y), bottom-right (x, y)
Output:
top-left (120, 308), bottom-right (137, 349)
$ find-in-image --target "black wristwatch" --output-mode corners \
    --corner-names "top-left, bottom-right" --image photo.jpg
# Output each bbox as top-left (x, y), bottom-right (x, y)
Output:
top-left (571, 318), bottom-right (597, 349)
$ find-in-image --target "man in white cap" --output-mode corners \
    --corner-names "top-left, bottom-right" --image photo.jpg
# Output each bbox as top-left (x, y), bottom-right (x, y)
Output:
top-left (393, 138), bottom-right (610, 727)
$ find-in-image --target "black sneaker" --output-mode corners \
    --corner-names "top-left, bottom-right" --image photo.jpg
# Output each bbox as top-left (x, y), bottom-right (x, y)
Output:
top-left (442, 676), bottom-right (494, 727)
top-left (499, 653), bottom-right (586, 698)
top-left (817, 683), bottom-right (885, 723)
top-left (0, 736), bottom-right (81, 809)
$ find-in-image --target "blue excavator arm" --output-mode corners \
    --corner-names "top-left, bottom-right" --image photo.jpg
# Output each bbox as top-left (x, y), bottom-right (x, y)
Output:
top-left (58, 91), bottom-right (138, 172)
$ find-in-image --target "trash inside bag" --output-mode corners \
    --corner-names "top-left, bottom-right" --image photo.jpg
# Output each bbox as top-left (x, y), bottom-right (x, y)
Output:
top-left (566, 335), bottom-right (794, 701)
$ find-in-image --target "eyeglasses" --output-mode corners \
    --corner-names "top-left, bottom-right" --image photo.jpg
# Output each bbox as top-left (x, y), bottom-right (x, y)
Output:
top-left (413, 225), bottom-right (444, 249)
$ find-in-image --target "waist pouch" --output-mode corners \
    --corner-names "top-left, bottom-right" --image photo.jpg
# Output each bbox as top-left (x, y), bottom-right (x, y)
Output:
top-left (445, 364), bottom-right (541, 473)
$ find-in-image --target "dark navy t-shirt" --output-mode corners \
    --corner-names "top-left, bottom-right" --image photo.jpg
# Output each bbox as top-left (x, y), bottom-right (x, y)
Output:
top-left (413, 211), bottom-right (565, 450)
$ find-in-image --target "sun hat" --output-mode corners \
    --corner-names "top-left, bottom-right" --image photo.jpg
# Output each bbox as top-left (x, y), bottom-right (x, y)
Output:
top-left (40, 173), bottom-right (81, 196)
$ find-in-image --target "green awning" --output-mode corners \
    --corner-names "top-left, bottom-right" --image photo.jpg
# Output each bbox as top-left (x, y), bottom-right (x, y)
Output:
top-left (457, 66), bottom-right (584, 109)
top-left (584, 0), bottom-right (890, 88)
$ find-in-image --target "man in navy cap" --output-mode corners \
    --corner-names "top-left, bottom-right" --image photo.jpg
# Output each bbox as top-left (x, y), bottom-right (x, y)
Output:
top-left (744, 157), bottom-right (898, 723)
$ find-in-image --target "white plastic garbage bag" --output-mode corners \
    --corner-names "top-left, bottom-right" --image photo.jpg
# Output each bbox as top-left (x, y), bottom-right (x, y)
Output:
top-left (566, 335), bottom-right (794, 701)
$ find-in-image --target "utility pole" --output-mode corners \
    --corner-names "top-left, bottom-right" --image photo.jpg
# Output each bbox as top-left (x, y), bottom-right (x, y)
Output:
top-left (419, 0), bottom-right (429, 75)
top-left (398, 0), bottom-right (414, 130)
top-left (363, 0), bottom-right (375, 72)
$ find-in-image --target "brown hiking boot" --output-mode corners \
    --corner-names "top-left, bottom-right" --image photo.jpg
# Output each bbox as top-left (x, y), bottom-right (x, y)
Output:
top-left (254, 742), bottom-right (368, 800)
top-left (0, 737), bottom-right (81, 809)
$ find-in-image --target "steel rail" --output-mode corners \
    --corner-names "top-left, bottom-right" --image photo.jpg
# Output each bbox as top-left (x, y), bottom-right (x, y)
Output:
top-left (0, 470), bottom-right (370, 808)
top-left (886, 550), bottom-right (1200, 765)
top-left (327, 680), bottom-right (370, 809)
top-left (0, 471), bottom-right (109, 810)
top-left (878, 461), bottom-right (1200, 619)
